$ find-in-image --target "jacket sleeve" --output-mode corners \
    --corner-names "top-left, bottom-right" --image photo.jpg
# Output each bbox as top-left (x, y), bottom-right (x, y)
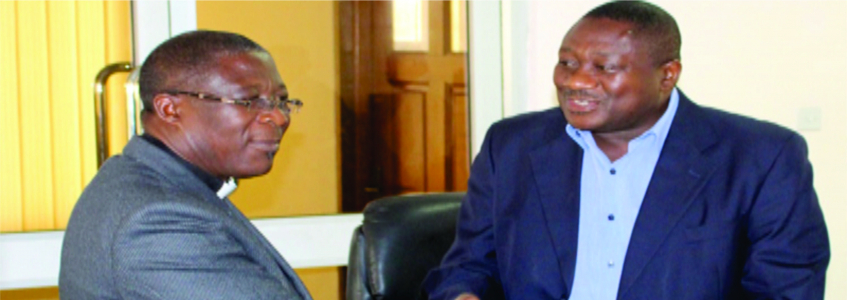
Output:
top-left (741, 133), bottom-right (830, 299)
top-left (111, 202), bottom-right (297, 300)
top-left (423, 127), bottom-right (503, 300)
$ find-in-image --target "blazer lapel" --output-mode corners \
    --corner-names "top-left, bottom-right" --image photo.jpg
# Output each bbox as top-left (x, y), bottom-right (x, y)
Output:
top-left (529, 122), bottom-right (583, 296)
top-left (617, 94), bottom-right (720, 298)
top-left (222, 198), bottom-right (312, 300)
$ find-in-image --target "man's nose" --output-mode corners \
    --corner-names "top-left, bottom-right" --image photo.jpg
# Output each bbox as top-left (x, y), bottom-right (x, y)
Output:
top-left (557, 67), bottom-right (597, 90)
top-left (259, 107), bottom-right (290, 129)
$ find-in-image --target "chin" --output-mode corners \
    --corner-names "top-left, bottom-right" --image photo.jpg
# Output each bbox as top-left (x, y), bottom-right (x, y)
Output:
top-left (252, 165), bottom-right (274, 177)
top-left (563, 113), bottom-right (596, 131)
top-left (232, 164), bottom-right (273, 179)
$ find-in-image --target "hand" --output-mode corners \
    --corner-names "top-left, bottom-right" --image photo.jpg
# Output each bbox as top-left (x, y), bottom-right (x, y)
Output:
top-left (454, 293), bottom-right (480, 300)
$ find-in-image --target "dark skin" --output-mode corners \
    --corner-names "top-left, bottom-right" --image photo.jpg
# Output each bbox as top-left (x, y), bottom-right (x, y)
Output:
top-left (452, 16), bottom-right (685, 300)
top-left (554, 17), bottom-right (681, 161)
top-left (142, 51), bottom-right (290, 180)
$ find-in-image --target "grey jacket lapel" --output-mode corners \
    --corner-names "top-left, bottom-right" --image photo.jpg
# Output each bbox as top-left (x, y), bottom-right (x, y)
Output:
top-left (222, 198), bottom-right (312, 300)
top-left (617, 94), bottom-right (720, 298)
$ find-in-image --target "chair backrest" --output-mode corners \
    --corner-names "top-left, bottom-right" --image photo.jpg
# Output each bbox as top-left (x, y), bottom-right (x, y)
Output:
top-left (346, 192), bottom-right (465, 300)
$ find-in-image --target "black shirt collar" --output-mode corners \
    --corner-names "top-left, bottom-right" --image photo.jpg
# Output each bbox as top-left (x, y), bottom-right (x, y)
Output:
top-left (140, 133), bottom-right (224, 193)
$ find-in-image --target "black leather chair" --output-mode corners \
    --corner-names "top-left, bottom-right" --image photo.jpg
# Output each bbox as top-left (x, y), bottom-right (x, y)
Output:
top-left (346, 192), bottom-right (465, 300)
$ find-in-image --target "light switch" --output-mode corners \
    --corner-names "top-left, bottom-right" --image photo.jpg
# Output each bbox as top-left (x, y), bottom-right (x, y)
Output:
top-left (797, 107), bottom-right (822, 131)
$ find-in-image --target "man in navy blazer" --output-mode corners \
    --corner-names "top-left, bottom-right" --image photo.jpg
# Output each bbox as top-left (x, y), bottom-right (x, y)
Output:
top-left (423, 1), bottom-right (830, 299)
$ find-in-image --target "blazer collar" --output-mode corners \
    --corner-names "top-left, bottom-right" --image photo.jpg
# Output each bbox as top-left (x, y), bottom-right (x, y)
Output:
top-left (121, 136), bottom-right (228, 211)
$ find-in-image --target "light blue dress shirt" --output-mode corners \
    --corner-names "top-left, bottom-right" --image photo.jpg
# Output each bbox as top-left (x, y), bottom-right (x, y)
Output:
top-left (566, 89), bottom-right (680, 300)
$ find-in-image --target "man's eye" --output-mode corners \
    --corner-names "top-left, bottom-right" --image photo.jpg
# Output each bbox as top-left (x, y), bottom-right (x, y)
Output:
top-left (559, 60), bottom-right (578, 69)
top-left (231, 97), bottom-right (258, 108)
top-left (598, 64), bottom-right (619, 73)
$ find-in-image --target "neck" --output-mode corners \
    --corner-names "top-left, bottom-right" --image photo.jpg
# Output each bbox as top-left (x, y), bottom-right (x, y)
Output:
top-left (592, 133), bottom-right (630, 162)
top-left (142, 120), bottom-right (226, 181)
top-left (593, 94), bottom-right (671, 161)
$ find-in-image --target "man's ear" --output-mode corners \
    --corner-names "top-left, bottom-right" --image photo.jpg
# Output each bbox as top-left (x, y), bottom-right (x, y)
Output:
top-left (659, 59), bottom-right (682, 92)
top-left (151, 93), bottom-right (181, 123)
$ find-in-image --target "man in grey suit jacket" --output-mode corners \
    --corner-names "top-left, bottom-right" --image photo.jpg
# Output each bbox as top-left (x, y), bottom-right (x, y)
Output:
top-left (59, 30), bottom-right (311, 299)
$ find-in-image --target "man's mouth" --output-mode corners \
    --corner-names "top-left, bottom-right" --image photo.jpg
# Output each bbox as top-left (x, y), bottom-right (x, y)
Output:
top-left (250, 140), bottom-right (281, 152)
top-left (566, 98), bottom-right (600, 113)
top-left (560, 89), bottom-right (603, 114)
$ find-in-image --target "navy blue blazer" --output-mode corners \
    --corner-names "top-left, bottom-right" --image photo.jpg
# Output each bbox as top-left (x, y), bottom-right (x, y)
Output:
top-left (424, 93), bottom-right (829, 300)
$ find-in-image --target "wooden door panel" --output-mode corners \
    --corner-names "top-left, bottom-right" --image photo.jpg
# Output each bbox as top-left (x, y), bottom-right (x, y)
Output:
top-left (388, 54), bottom-right (428, 84)
top-left (389, 54), bottom-right (467, 83)
top-left (370, 92), bottom-right (427, 195)
top-left (394, 92), bottom-right (427, 193)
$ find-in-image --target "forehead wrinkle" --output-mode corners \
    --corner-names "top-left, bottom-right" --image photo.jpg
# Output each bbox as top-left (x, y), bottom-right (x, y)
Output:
top-left (602, 27), bottom-right (636, 52)
top-left (211, 60), bottom-right (283, 96)
top-left (231, 82), bottom-right (288, 100)
top-left (560, 39), bottom-right (633, 58)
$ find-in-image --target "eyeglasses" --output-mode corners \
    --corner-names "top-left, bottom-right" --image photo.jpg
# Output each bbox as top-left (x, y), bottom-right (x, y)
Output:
top-left (164, 90), bottom-right (303, 115)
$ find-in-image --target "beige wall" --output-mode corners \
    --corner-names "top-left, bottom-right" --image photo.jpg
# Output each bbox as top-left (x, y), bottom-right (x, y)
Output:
top-left (515, 1), bottom-right (846, 298)
top-left (197, 1), bottom-right (341, 300)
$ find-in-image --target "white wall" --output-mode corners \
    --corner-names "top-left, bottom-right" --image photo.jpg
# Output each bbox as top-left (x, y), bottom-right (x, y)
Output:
top-left (503, 1), bottom-right (847, 298)
top-left (468, 1), bottom-right (505, 157)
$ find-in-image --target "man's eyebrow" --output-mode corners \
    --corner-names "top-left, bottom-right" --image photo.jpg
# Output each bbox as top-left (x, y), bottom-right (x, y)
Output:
top-left (233, 84), bottom-right (289, 99)
top-left (559, 47), bottom-right (614, 58)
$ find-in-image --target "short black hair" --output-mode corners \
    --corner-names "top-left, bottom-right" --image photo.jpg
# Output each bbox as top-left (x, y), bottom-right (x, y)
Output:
top-left (584, 0), bottom-right (681, 65)
top-left (138, 30), bottom-right (268, 111)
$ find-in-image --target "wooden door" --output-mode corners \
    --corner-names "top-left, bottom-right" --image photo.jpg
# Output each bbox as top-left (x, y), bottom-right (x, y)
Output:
top-left (340, 1), bottom-right (469, 212)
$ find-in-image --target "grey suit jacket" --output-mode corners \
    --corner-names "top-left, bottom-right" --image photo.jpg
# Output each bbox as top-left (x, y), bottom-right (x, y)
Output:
top-left (59, 137), bottom-right (312, 300)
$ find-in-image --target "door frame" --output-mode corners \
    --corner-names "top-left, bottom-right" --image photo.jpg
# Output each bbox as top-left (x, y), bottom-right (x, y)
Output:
top-left (131, 1), bottom-right (196, 65)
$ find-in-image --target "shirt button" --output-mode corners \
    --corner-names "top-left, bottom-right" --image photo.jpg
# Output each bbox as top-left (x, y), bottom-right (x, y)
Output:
top-left (608, 214), bottom-right (615, 221)
top-left (610, 168), bottom-right (616, 175)
top-left (608, 260), bottom-right (615, 267)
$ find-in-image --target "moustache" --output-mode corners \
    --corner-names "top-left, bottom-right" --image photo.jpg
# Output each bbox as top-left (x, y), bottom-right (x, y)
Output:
top-left (559, 89), bottom-right (603, 100)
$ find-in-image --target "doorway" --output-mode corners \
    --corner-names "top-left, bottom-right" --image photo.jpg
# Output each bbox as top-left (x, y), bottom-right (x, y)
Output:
top-left (340, 0), bottom-right (470, 212)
